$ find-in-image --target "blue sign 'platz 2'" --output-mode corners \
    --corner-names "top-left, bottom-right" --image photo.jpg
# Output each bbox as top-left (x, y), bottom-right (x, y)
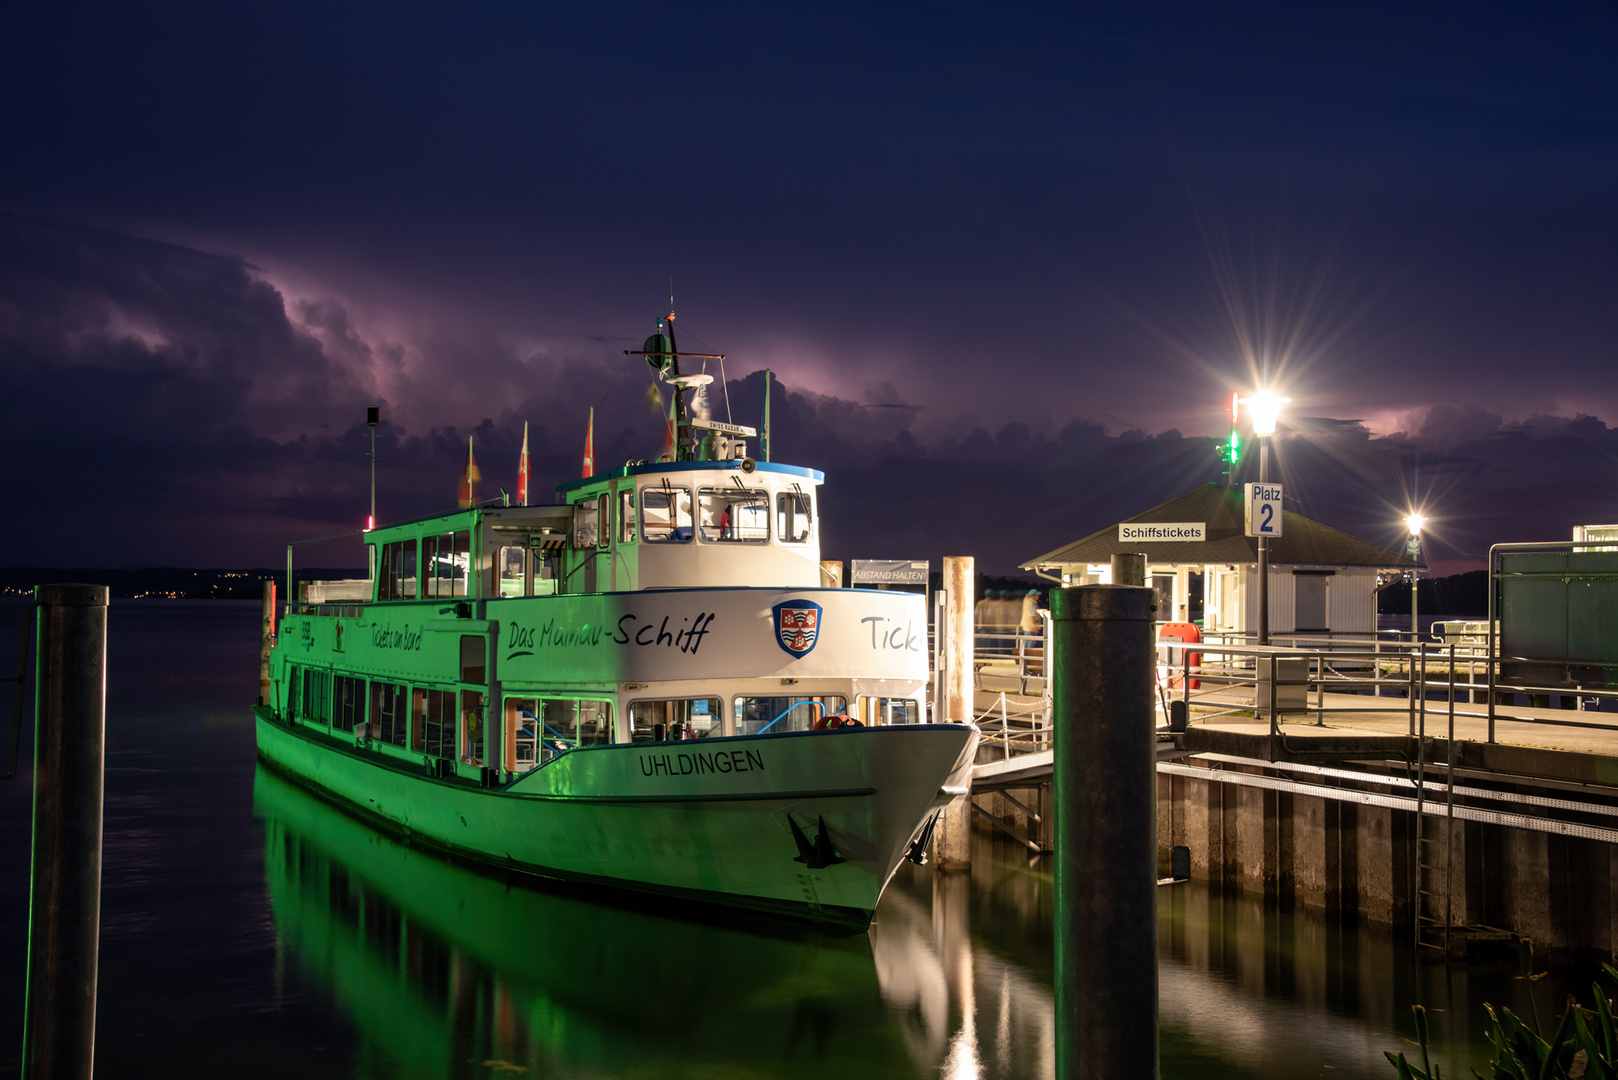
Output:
top-left (1244, 483), bottom-right (1284, 538)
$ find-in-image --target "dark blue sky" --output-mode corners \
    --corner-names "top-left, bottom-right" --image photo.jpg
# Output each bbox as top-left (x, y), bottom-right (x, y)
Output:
top-left (3, 2), bottom-right (1616, 575)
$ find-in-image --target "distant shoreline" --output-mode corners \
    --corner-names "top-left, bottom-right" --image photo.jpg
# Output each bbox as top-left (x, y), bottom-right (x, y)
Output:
top-left (0, 567), bottom-right (362, 601)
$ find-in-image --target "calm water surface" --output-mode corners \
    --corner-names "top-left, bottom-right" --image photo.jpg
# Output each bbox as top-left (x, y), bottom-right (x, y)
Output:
top-left (0, 600), bottom-right (1580, 1077)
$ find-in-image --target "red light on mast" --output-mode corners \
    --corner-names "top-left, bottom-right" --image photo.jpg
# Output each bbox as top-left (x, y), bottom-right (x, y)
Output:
top-left (365, 514), bottom-right (375, 531)
top-left (1229, 391), bottom-right (1240, 425)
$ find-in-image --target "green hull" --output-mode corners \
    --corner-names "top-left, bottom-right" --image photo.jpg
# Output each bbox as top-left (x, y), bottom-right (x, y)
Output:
top-left (256, 708), bottom-right (975, 927)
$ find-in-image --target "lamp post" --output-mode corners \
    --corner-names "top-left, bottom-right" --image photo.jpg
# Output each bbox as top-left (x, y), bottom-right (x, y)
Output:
top-left (1405, 513), bottom-right (1425, 647)
top-left (1242, 391), bottom-right (1288, 646)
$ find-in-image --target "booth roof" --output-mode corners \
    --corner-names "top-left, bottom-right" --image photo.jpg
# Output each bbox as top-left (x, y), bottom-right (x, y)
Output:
top-left (1020, 483), bottom-right (1423, 572)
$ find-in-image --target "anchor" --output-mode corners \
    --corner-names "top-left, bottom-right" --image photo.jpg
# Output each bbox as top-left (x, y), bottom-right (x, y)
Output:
top-left (786, 813), bottom-right (845, 869)
top-left (903, 809), bottom-right (941, 866)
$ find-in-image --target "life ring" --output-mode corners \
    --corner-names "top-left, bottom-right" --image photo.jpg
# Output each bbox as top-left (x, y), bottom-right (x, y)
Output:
top-left (1157, 622), bottom-right (1202, 690)
top-left (814, 713), bottom-right (864, 730)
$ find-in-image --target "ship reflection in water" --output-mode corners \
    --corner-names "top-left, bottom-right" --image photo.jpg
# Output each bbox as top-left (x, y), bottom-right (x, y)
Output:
top-left (258, 763), bottom-right (1503, 1079)
top-left (255, 764), bottom-right (954, 1077)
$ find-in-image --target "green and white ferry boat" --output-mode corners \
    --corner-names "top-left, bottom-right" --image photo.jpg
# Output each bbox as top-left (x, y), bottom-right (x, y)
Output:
top-left (255, 321), bottom-right (977, 928)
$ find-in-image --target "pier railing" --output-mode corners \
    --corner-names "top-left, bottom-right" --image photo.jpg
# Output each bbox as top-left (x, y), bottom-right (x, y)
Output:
top-left (1153, 636), bottom-right (1618, 746)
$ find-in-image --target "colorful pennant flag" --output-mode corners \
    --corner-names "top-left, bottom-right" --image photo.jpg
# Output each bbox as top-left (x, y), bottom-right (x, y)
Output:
top-left (582, 408), bottom-right (595, 478)
top-left (457, 435), bottom-right (481, 508)
top-left (659, 390), bottom-right (677, 462)
top-left (516, 421), bottom-right (530, 506)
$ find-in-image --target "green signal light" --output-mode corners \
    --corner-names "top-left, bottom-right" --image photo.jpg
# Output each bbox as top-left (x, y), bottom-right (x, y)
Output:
top-left (1219, 430), bottom-right (1242, 465)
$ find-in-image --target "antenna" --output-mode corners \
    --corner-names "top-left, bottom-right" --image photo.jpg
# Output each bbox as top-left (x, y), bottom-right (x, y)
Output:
top-left (669, 273), bottom-right (675, 320)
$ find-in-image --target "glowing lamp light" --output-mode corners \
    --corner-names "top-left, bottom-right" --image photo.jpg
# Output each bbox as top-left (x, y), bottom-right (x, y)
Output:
top-left (365, 514), bottom-right (375, 531)
top-left (1240, 391), bottom-right (1291, 437)
top-left (1405, 513), bottom-right (1425, 536)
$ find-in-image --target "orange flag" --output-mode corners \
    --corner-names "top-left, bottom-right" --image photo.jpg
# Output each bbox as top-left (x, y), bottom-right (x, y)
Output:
top-left (582, 407), bottom-right (595, 478)
top-left (659, 393), bottom-right (676, 462)
top-left (516, 422), bottom-right (530, 505)
top-left (457, 435), bottom-right (481, 508)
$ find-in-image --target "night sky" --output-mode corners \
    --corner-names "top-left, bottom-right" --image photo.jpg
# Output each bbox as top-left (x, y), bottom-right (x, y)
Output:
top-left (3, 2), bottom-right (1616, 577)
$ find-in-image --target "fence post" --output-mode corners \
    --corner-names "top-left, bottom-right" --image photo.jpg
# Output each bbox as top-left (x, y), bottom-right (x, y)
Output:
top-left (1053, 585), bottom-right (1158, 1080)
top-left (23, 584), bottom-right (109, 1080)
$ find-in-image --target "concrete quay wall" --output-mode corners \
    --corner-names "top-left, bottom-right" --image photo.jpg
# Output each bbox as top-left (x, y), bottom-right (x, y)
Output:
top-left (1156, 765), bottom-right (1618, 959)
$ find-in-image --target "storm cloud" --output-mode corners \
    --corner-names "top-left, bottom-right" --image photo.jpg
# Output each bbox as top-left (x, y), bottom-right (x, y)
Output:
top-left (3, 214), bottom-right (1614, 575)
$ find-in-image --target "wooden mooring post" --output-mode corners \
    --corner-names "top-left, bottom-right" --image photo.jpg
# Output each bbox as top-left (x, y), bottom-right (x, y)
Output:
top-left (23, 584), bottom-right (109, 1080)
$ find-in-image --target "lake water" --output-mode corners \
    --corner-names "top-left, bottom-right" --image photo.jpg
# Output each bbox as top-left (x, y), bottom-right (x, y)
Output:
top-left (0, 599), bottom-right (1586, 1078)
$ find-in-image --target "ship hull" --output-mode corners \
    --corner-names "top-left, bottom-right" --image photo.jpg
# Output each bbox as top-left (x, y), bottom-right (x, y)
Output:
top-left (255, 708), bottom-right (977, 928)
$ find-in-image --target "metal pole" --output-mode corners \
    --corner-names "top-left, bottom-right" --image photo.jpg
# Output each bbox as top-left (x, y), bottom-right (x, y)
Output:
top-left (23, 583), bottom-right (109, 1080)
top-left (1486, 544), bottom-right (1497, 743)
top-left (1053, 585), bottom-right (1158, 1080)
top-left (1257, 437), bottom-right (1270, 646)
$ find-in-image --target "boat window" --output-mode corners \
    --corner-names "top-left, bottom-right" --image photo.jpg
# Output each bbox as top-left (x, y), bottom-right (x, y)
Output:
top-left (371, 681), bottom-right (409, 747)
top-left (776, 492), bottom-right (813, 544)
top-left (597, 494), bottom-right (610, 550)
top-left (461, 690), bottom-right (484, 767)
top-left (333, 675), bottom-right (365, 733)
top-left (414, 688), bottom-right (456, 759)
top-left (300, 667), bottom-right (331, 725)
top-left (697, 487), bottom-right (769, 543)
top-left (423, 532), bottom-right (470, 598)
top-left (460, 635), bottom-right (486, 683)
top-left (629, 697), bottom-right (723, 741)
top-left (867, 696), bottom-right (921, 725)
top-left (618, 490), bottom-right (637, 543)
top-left (505, 696), bottom-right (611, 767)
top-left (572, 498), bottom-right (600, 548)
top-left (641, 487), bottom-right (693, 543)
top-left (543, 698), bottom-right (613, 747)
top-left (497, 545), bottom-right (526, 598)
top-left (287, 667), bottom-right (301, 720)
top-left (378, 539), bottom-right (418, 600)
top-left (734, 694), bottom-right (847, 736)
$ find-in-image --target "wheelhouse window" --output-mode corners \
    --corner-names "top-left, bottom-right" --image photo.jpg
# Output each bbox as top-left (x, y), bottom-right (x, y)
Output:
top-left (618, 490), bottom-right (637, 543)
top-left (734, 694), bottom-right (847, 736)
top-left (642, 487), bottom-right (693, 543)
top-left (571, 496), bottom-right (602, 548)
top-left (372, 681), bottom-right (408, 747)
top-left (423, 532), bottom-right (470, 598)
top-left (378, 540), bottom-right (418, 600)
top-left (697, 487), bottom-right (769, 543)
top-left (777, 492), bottom-right (813, 544)
top-left (333, 675), bottom-right (365, 733)
top-left (630, 697), bottom-right (723, 741)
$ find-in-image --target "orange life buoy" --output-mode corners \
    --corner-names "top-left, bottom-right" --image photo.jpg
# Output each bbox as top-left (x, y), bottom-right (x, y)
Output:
top-left (1158, 622), bottom-right (1202, 690)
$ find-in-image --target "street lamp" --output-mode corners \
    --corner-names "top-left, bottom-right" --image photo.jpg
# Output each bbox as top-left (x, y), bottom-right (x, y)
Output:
top-left (1239, 391), bottom-right (1289, 645)
top-left (1405, 513), bottom-right (1425, 647)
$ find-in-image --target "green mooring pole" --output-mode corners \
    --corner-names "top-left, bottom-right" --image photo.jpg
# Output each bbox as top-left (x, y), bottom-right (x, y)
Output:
top-left (22, 584), bottom-right (109, 1080)
top-left (1053, 584), bottom-right (1158, 1080)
